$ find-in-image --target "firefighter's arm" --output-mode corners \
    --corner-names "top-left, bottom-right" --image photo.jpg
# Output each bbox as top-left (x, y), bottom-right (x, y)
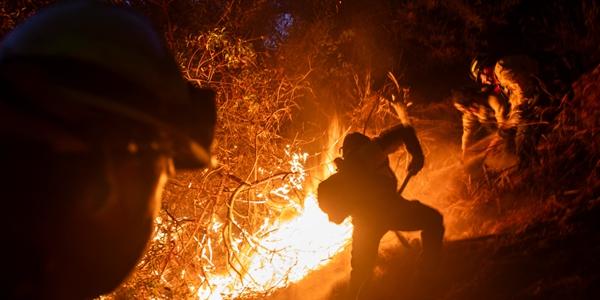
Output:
top-left (487, 94), bottom-right (508, 128)
top-left (494, 56), bottom-right (538, 135)
top-left (374, 124), bottom-right (424, 175)
top-left (460, 113), bottom-right (477, 157)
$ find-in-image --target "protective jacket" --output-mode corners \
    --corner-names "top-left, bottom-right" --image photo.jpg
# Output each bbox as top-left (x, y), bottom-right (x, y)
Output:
top-left (317, 124), bottom-right (423, 223)
top-left (494, 55), bottom-right (539, 131)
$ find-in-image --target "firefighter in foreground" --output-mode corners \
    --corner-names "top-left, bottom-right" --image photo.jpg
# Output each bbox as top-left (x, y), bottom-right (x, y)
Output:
top-left (318, 102), bottom-right (444, 298)
top-left (455, 55), bottom-right (539, 169)
top-left (0, 1), bottom-right (215, 299)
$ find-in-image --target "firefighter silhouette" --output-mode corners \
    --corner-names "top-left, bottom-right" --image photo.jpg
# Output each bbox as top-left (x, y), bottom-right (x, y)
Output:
top-left (0, 1), bottom-right (215, 298)
top-left (318, 113), bottom-right (444, 298)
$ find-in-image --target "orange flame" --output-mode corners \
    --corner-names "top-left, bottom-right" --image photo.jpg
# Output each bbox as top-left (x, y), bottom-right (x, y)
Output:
top-left (197, 117), bottom-right (352, 299)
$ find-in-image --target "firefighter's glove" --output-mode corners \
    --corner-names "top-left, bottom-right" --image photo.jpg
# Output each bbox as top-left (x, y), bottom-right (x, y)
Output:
top-left (407, 154), bottom-right (424, 176)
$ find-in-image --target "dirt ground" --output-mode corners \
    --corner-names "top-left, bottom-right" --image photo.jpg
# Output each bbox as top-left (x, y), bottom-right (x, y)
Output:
top-left (268, 209), bottom-right (600, 300)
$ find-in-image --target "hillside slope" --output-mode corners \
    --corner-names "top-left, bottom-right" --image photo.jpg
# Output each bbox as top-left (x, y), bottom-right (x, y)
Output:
top-left (269, 64), bottom-right (600, 300)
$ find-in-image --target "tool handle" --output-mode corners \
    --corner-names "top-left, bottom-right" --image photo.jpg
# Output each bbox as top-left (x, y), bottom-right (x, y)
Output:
top-left (397, 173), bottom-right (413, 195)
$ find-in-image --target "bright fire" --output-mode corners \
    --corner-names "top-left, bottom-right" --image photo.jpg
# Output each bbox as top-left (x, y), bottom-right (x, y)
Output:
top-left (197, 117), bottom-right (353, 299)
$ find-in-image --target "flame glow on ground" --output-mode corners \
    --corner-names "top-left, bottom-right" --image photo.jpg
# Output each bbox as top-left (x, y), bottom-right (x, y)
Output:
top-left (197, 118), bottom-right (353, 299)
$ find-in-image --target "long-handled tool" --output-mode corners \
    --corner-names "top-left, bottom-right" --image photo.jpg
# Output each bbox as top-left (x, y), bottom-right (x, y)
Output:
top-left (394, 172), bottom-right (415, 249)
top-left (397, 172), bottom-right (414, 195)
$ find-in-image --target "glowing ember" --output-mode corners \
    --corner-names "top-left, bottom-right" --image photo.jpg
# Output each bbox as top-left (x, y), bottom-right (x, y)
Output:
top-left (196, 118), bottom-right (353, 299)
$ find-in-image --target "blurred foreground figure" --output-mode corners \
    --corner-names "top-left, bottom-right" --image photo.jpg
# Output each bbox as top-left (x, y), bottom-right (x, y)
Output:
top-left (318, 103), bottom-right (444, 299)
top-left (0, 1), bottom-right (215, 299)
top-left (455, 55), bottom-right (539, 170)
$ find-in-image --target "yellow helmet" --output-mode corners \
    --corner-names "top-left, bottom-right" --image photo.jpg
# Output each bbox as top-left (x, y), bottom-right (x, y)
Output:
top-left (469, 57), bottom-right (482, 81)
top-left (469, 55), bottom-right (495, 82)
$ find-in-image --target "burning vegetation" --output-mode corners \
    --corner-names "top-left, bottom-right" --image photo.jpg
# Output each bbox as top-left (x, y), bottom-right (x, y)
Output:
top-left (110, 24), bottom-right (355, 299)
top-left (2, 0), bottom-right (600, 299)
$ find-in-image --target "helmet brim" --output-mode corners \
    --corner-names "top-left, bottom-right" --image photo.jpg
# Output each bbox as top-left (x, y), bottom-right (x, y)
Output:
top-left (171, 84), bottom-right (216, 169)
